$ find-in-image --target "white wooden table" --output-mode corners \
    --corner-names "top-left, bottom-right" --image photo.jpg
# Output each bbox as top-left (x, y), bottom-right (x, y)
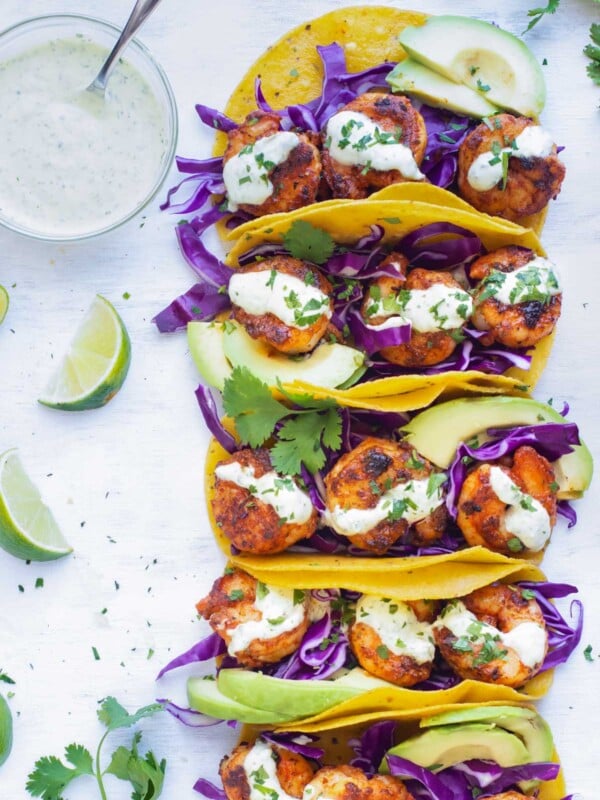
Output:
top-left (1, 1), bottom-right (598, 797)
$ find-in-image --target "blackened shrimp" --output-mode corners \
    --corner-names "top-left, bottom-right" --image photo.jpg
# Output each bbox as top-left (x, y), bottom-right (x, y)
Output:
top-left (457, 113), bottom-right (565, 221)
top-left (220, 740), bottom-right (314, 800)
top-left (196, 568), bottom-right (310, 668)
top-left (323, 437), bottom-right (448, 554)
top-left (229, 255), bottom-right (335, 354)
top-left (303, 765), bottom-right (416, 800)
top-left (223, 110), bottom-right (322, 216)
top-left (349, 596), bottom-right (438, 687)
top-left (456, 445), bottom-right (558, 557)
top-left (212, 448), bottom-right (318, 554)
top-left (322, 93), bottom-right (427, 199)
top-left (362, 268), bottom-right (472, 368)
top-left (470, 246), bottom-right (562, 349)
top-left (433, 583), bottom-right (548, 688)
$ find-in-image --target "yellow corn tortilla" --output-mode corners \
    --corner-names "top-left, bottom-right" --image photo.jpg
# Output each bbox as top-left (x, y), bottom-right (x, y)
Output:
top-left (235, 707), bottom-right (566, 800)
top-left (214, 6), bottom-right (548, 236)
top-left (221, 197), bottom-right (552, 395)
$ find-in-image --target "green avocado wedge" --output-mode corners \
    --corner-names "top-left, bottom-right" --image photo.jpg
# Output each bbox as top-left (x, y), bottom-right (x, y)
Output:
top-left (0, 694), bottom-right (12, 768)
top-left (381, 723), bottom-right (530, 774)
top-left (401, 396), bottom-right (593, 499)
top-left (187, 320), bottom-right (365, 392)
top-left (187, 677), bottom-right (289, 724)
top-left (216, 668), bottom-right (370, 718)
top-left (399, 15), bottom-right (546, 117)
top-left (387, 58), bottom-right (500, 118)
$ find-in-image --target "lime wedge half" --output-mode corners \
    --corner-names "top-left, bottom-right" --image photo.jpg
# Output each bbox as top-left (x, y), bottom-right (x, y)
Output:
top-left (39, 295), bottom-right (131, 411)
top-left (0, 285), bottom-right (8, 325)
top-left (0, 449), bottom-right (73, 561)
top-left (0, 694), bottom-right (12, 767)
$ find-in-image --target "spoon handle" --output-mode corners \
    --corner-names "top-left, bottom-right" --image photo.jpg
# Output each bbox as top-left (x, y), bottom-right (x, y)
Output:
top-left (90, 0), bottom-right (164, 92)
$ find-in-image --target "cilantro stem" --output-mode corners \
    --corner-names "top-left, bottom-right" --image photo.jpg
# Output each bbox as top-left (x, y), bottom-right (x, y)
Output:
top-left (95, 731), bottom-right (109, 800)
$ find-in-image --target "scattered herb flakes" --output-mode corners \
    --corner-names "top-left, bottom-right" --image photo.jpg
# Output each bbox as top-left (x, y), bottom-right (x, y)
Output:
top-left (0, 670), bottom-right (15, 685)
top-left (584, 644), bottom-right (594, 662)
top-left (147, 649), bottom-right (155, 661)
top-left (35, 577), bottom-right (44, 589)
top-left (92, 646), bottom-right (101, 661)
top-left (122, 291), bottom-right (131, 300)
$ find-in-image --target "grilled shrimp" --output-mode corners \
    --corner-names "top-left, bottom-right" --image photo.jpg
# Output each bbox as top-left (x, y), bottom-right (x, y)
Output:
top-left (456, 445), bottom-right (558, 557)
top-left (457, 114), bottom-right (565, 221)
top-left (220, 740), bottom-right (314, 800)
top-left (362, 268), bottom-right (472, 367)
top-left (433, 583), bottom-right (548, 688)
top-left (304, 765), bottom-right (415, 800)
top-left (196, 568), bottom-right (310, 668)
top-left (229, 255), bottom-right (335, 354)
top-left (223, 110), bottom-right (322, 216)
top-left (322, 92), bottom-right (427, 199)
top-left (470, 246), bottom-right (562, 348)
top-left (349, 596), bottom-right (438, 687)
top-left (212, 448), bottom-right (318, 554)
top-left (323, 437), bottom-right (448, 554)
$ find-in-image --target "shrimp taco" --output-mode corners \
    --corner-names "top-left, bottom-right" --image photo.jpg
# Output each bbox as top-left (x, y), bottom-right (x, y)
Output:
top-left (187, 705), bottom-right (569, 800)
top-left (155, 558), bottom-right (582, 725)
top-left (177, 198), bottom-right (563, 401)
top-left (199, 382), bottom-right (591, 570)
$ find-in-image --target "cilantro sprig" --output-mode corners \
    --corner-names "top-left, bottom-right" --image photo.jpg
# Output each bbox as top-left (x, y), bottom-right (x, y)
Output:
top-left (585, 23), bottom-right (600, 87)
top-left (523, 0), bottom-right (561, 34)
top-left (26, 697), bottom-right (165, 800)
top-left (222, 366), bottom-right (341, 474)
top-left (282, 220), bottom-right (335, 265)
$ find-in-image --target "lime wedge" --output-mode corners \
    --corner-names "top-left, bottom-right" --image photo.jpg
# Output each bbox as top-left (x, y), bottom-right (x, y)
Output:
top-left (0, 449), bottom-right (72, 561)
top-left (0, 694), bottom-right (12, 767)
top-left (0, 285), bottom-right (8, 325)
top-left (38, 295), bottom-right (131, 411)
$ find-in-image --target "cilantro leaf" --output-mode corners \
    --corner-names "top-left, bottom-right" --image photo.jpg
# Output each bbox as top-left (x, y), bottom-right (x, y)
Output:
top-left (106, 733), bottom-right (166, 800)
top-left (0, 669), bottom-right (15, 685)
top-left (222, 367), bottom-right (290, 447)
top-left (523, 0), bottom-right (561, 33)
top-left (585, 24), bottom-right (600, 86)
top-left (97, 697), bottom-right (163, 731)
top-left (270, 409), bottom-right (341, 474)
top-left (283, 220), bottom-right (335, 264)
top-left (27, 745), bottom-right (94, 799)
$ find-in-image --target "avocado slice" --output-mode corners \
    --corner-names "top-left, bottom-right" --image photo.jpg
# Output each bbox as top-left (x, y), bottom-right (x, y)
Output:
top-left (387, 58), bottom-right (500, 118)
top-left (399, 15), bottom-right (546, 117)
top-left (186, 676), bottom-right (289, 724)
top-left (188, 320), bottom-right (365, 391)
top-left (0, 694), bottom-right (13, 767)
top-left (421, 706), bottom-right (553, 792)
top-left (333, 667), bottom-right (394, 691)
top-left (217, 669), bottom-right (364, 719)
top-left (401, 396), bottom-right (593, 499)
top-left (381, 723), bottom-right (530, 773)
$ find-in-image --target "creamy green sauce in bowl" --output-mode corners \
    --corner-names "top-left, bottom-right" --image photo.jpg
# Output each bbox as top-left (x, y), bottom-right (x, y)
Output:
top-left (0, 16), bottom-right (177, 240)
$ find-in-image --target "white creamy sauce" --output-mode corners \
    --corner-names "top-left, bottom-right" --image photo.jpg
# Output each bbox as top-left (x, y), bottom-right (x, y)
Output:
top-left (324, 475), bottom-right (445, 537)
top-left (356, 595), bottom-right (435, 664)
top-left (325, 110), bottom-right (425, 180)
top-left (303, 785), bottom-right (334, 800)
top-left (0, 37), bottom-right (169, 237)
top-left (244, 740), bottom-right (297, 800)
top-left (488, 466), bottom-right (551, 551)
top-left (435, 601), bottom-right (546, 669)
top-left (228, 270), bottom-right (331, 329)
top-left (467, 125), bottom-right (555, 192)
top-left (364, 316), bottom-right (410, 332)
top-left (477, 258), bottom-right (561, 307)
top-left (227, 583), bottom-right (306, 656)
top-left (215, 461), bottom-right (313, 524)
top-left (223, 131), bottom-right (300, 210)
top-left (365, 285), bottom-right (473, 333)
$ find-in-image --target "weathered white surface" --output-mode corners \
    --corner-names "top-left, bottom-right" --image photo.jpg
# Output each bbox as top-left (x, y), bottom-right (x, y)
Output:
top-left (0, 0), bottom-right (598, 797)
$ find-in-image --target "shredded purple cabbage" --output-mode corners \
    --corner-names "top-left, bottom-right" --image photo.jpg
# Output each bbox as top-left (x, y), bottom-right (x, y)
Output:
top-left (156, 631), bottom-right (226, 680)
top-left (399, 223), bottom-right (482, 269)
top-left (348, 308), bottom-right (411, 355)
top-left (349, 720), bottom-right (397, 774)
top-left (159, 699), bottom-right (222, 728)
top-left (195, 385), bottom-right (237, 454)
top-left (194, 778), bottom-right (227, 799)
top-left (153, 283), bottom-right (230, 333)
top-left (387, 756), bottom-right (454, 800)
top-left (261, 732), bottom-right (325, 759)
top-left (518, 581), bottom-right (583, 671)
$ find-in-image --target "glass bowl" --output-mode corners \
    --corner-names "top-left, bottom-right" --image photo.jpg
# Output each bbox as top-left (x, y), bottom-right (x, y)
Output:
top-left (0, 14), bottom-right (178, 241)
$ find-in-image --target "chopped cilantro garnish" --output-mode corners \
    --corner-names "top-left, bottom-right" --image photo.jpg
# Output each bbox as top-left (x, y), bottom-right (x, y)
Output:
top-left (283, 220), bottom-right (335, 265)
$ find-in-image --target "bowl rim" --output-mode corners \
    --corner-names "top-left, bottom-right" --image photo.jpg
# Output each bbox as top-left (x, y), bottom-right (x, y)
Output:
top-left (0, 12), bottom-right (179, 242)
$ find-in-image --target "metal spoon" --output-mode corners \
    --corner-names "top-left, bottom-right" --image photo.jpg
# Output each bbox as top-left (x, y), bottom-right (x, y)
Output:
top-left (88, 0), bottom-right (164, 95)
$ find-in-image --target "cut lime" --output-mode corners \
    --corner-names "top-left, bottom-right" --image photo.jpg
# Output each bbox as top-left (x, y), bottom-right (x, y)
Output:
top-left (0, 449), bottom-right (73, 561)
top-left (38, 295), bottom-right (131, 411)
top-left (0, 285), bottom-right (8, 325)
top-left (0, 694), bottom-right (12, 767)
